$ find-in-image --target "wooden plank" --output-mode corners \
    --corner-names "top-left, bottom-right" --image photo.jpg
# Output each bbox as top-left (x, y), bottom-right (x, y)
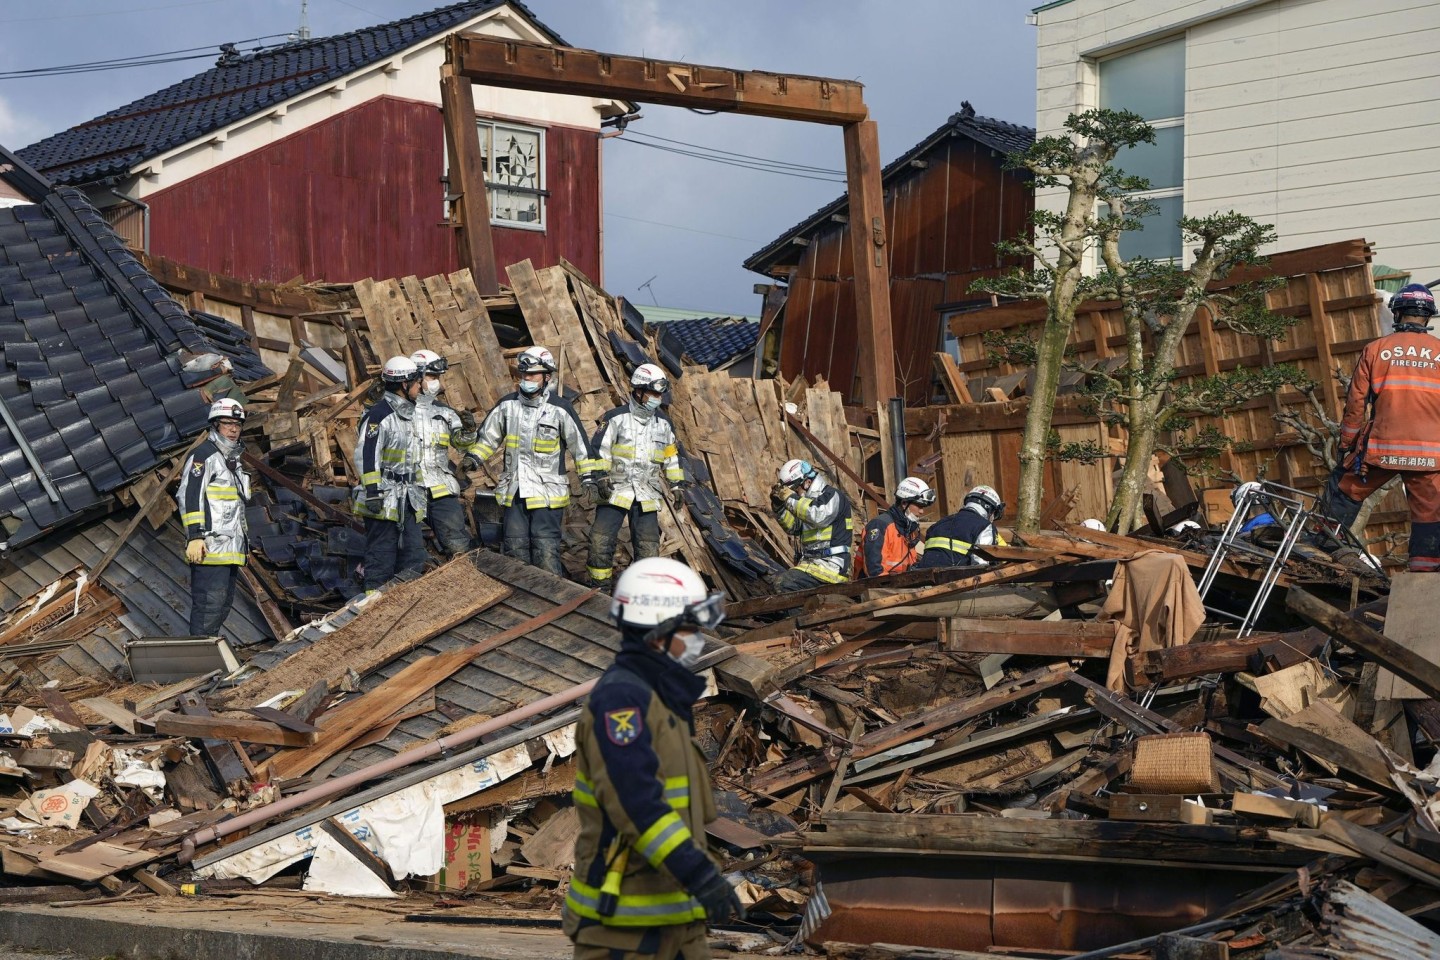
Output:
top-left (175, 694), bottom-right (251, 789)
top-left (1288, 586), bottom-right (1440, 701)
top-left (154, 711), bottom-right (314, 748)
top-left (446, 270), bottom-right (511, 411)
top-left (451, 34), bottom-right (868, 124)
top-left (38, 689), bottom-right (86, 729)
top-left (1256, 701), bottom-right (1394, 790)
top-left (1306, 271), bottom-right (1344, 417)
top-left (78, 698), bottom-right (145, 734)
top-left (439, 63), bottom-right (499, 295)
top-left (1374, 573), bottom-right (1437, 700)
top-left (932, 352), bottom-right (972, 404)
top-left (946, 617), bottom-right (1117, 658)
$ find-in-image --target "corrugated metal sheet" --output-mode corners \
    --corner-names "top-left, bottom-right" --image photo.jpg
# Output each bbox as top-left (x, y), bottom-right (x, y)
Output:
top-left (0, 508), bottom-right (270, 662)
top-left (1270, 879), bottom-right (1440, 959)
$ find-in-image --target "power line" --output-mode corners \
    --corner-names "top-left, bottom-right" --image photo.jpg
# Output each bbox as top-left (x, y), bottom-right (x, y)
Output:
top-left (0, 0), bottom-right (224, 24)
top-left (605, 212), bottom-right (761, 243)
top-left (0, 36), bottom-right (294, 79)
top-left (626, 129), bottom-right (843, 175)
top-left (612, 137), bottom-right (846, 183)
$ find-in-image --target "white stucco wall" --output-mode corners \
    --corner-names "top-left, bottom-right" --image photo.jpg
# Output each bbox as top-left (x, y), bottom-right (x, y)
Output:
top-left (132, 4), bottom-right (617, 197)
top-left (1035, 0), bottom-right (1440, 283)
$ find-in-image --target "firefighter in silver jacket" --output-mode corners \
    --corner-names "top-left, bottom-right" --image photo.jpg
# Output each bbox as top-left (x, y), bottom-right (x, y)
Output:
top-left (177, 398), bottom-right (252, 636)
top-left (585, 364), bottom-right (688, 586)
top-left (410, 349), bottom-right (480, 556)
top-left (354, 356), bottom-right (428, 590)
top-left (473, 346), bottom-right (604, 576)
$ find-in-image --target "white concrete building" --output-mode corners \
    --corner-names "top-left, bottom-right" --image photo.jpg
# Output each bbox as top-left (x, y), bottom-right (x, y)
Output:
top-left (1033, 0), bottom-right (1440, 283)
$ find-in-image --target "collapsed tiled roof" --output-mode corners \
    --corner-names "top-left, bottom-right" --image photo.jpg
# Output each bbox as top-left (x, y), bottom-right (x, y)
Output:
top-left (655, 316), bottom-right (760, 371)
top-left (743, 104), bottom-right (1036, 275)
top-left (17, 1), bottom-right (560, 187)
top-left (0, 150), bottom-right (234, 548)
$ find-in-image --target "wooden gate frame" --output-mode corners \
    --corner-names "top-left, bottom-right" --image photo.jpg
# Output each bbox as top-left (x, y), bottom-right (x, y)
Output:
top-left (439, 33), bottom-right (897, 408)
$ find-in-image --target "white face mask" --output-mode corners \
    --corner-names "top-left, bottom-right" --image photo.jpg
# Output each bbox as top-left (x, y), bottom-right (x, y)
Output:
top-left (643, 396), bottom-right (662, 411)
top-left (423, 377), bottom-right (442, 397)
top-left (670, 631), bottom-right (705, 670)
top-left (519, 379), bottom-right (543, 396)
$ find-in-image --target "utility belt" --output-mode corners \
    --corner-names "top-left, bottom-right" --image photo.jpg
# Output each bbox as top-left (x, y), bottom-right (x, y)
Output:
top-left (381, 469), bottom-right (414, 483)
top-left (802, 544), bottom-right (850, 559)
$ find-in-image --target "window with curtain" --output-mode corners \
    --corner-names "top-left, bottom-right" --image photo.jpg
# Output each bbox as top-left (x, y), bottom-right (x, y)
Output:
top-left (1099, 37), bottom-right (1185, 260)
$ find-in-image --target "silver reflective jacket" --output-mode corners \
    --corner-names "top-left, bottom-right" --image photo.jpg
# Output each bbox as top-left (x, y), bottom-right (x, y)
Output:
top-left (474, 390), bottom-right (601, 508)
top-left (592, 401), bottom-right (685, 512)
top-left (413, 395), bottom-right (479, 500)
top-left (176, 431), bottom-right (252, 565)
top-left (353, 394), bottom-right (426, 522)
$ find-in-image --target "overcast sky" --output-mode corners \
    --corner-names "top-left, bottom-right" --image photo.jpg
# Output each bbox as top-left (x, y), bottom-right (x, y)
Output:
top-left (0, 0), bottom-right (1037, 315)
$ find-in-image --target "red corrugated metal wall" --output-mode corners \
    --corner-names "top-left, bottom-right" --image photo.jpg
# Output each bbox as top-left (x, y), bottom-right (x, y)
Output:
top-left (146, 96), bottom-right (600, 285)
top-left (779, 136), bottom-right (1030, 404)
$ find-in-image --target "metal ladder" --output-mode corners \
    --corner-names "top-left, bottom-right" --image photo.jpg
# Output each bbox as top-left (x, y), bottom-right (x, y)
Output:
top-left (1196, 481), bottom-right (1353, 637)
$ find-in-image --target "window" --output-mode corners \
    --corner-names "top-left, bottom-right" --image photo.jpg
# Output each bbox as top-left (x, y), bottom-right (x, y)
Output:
top-left (447, 120), bottom-right (547, 230)
top-left (1099, 37), bottom-right (1185, 260)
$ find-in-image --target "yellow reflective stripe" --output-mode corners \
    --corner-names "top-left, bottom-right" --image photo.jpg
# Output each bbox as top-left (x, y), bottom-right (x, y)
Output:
top-left (474, 443), bottom-right (496, 460)
top-left (587, 566), bottom-right (614, 582)
top-left (522, 493), bottom-right (570, 509)
top-left (361, 471), bottom-right (382, 484)
top-left (532, 439), bottom-right (560, 453)
top-left (608, 493), bottom-right (635, 510)
top-left (924, 536), bottom-right (972, 554)
top-left (635, 812), bottom-right (691, 867)
top-left (664, 467), bottom-right (685, 481)
top-left (577, 458), bottom-right (605, 473)
top-left (181, 511), bottom-right (204, 525)
top-left (795, 496), bottom-right (813, 517)
top-left (429, 484), bottom-right (451, 497)
top-left (565, 880), bottom-right (705, 926)
top-left (573, 773), bottom-right (598, 808)
top-left (504, 435), bottom-right (521, 448)
top-left (610, 444), bottom-right (636, 457)
top-left (662, 776), bottom-right (690, 810)
top-left (594, 459), bottom-right (613, 472)
top-left (795, 561), bottom-right (848, 584)
top-left (201, 552), bottom-right (245, 565)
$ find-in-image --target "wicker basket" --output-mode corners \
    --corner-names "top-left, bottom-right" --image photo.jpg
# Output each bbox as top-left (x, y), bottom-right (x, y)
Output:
top-left (1130, 731), bottom-right (1219, 794)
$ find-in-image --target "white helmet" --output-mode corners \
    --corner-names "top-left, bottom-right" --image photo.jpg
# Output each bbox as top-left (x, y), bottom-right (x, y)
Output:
top-left (517, 346), bottom-right (557, 375)
top-left (1231, 481), bottom-right (1262, 507)
top-left (630, 363), bottom-right (669, 394)
top-left (1081, 518), bottom-right (1107, 531)
top-left (207, 398), bottom-right (246, 423)
top-left (964, 484), bottom-right (1005, 521)
top-left (410, 349), bottom-right (448, 376)
top-left (611, 557), bottom-right (726, 633)
top-left (381, 355), bottom-right (421, 384)
top-left (894, 476), bottom-right (935, 507)
top-left (778, 459), bottom-right (817, 487)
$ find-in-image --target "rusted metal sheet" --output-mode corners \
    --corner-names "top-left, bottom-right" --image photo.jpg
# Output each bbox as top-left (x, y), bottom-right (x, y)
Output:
top-left (807, 855), bottom-right (1258, 953)
top-left (1270, 879), bottom-right (1440, 960)
top-left (147, 97), bottom-right (601, 285)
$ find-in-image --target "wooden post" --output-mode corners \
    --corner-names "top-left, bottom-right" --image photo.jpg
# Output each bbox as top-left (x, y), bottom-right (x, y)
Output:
top-left (843, 120), bottom-right (895, 408)
top-left (440, 63), bottom-right (499, 295)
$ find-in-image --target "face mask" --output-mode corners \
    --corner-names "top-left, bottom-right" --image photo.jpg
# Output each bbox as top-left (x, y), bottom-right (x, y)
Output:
top-left (670, 631), bottom-right (705, 670)
top-left (519, 379), bottom-right (543, 396)
top-left (643, 396), bottom-right (662, 411)
top-left (423, 377), bottom-right (442, 397)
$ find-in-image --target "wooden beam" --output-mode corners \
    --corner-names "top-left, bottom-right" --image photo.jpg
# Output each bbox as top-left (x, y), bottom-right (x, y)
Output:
top-left (153, 711), bottom-right (315, 748)
top-left (784, 411), bottom-right (886, 506)
top-left (137, 252), bottom-right (326, 317)
top-left (448, 34), bottom-right (868, 124)
top-left (440, 64), bottom-right (499, 295)
top-left (844, 119), bottom-right (895, 408)
top-left (946, 617), bottom-right (1116, 658)
top-left (1287, 587), bottom-right (1440, 701)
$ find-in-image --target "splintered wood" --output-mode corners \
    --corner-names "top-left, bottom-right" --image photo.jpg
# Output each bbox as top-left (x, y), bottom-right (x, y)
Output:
top-left (221, 557), bottom-right (512, 708)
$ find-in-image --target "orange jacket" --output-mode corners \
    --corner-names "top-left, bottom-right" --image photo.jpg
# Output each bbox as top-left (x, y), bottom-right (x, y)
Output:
top-left (858, 505), bottom-right (920, 578)
top-left (1341, 331), bottom-right (1440, 471)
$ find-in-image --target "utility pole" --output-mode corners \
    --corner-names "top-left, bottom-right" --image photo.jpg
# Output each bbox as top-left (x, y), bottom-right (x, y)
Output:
top-left (298, 0), bottom-right (311, 40)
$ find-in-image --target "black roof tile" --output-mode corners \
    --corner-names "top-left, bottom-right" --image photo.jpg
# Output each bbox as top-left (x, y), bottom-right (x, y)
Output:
top-left (18, 1), bottom-right (560, 186)
top-left (643, 315), bottom-right (761, 371)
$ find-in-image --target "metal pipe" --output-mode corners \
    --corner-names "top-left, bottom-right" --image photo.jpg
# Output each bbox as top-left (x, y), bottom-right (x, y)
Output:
top-left (108, 188), bottom-right (150, 254)
top-left (0, 393), bottom-right (61, 504)
top-left (887, 396), bottom-right (908, 482)
top-left (181, 678), bottom-right (597, 864)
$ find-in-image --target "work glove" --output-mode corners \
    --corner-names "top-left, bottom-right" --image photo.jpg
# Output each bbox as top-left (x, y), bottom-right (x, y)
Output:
top-left (595, 477), bottom-right (615, 502)
top-left (185, 539), bottom-right (206, 564)
top-left (460, 453), bottom-right (482, 472)
top-left (364, 496), bottom-right (386, 516)
top-left (458, 409), bottom-right (478, 433)
top-left (581, 482), bottom-right (598, 509)
top-left (670, 483), bottom-right (687, 509)
top-left (769, 482), bottom-right (791, 514)
top-left (693, 872), bottom-right (746, 924)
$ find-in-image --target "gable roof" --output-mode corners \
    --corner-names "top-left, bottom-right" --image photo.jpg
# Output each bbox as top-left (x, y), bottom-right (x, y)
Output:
top-left (17, 1), bottom-right (562, 187)
top-left (743, 104), bottom-right (1035, 277)
top-left (0, 144), bottom-right (252, 549)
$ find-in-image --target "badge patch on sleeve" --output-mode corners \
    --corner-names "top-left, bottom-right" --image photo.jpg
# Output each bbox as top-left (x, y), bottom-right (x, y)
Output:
top-left (191, 461), bottom-right (204, 477)
top-left (868, 528), bottom-right (880, 540)
top-left (605, 708), bottom-right (642, 745)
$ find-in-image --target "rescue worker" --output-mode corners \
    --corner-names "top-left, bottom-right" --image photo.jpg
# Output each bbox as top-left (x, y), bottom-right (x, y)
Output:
top-left (355, 356), bottom-right (428, 590)
top-left (586, 364), bottom-right (688, 587)
top-left (858, 477), bottom-right (935, 578)
top-left (769, 459), bottom-right (854, 591)
top-left (177, 398), bottom-right (252, 636)
top-left (1319, 283), bottom-right (1440, 571)
top-left (410, 349), bottom-right (480, 557)
top-left (473, 346), bottom-right (603, 576)
top-left (564, 557), bottom-right (743, 960)
top-left (915, 484), bottom-right (1005, 568)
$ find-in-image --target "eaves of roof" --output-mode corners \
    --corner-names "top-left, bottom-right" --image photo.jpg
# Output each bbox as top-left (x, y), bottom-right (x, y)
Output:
top-left (17, 1), bottom-right (567, 187)
top-left (742, 108), bottom-right (1035, 277)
